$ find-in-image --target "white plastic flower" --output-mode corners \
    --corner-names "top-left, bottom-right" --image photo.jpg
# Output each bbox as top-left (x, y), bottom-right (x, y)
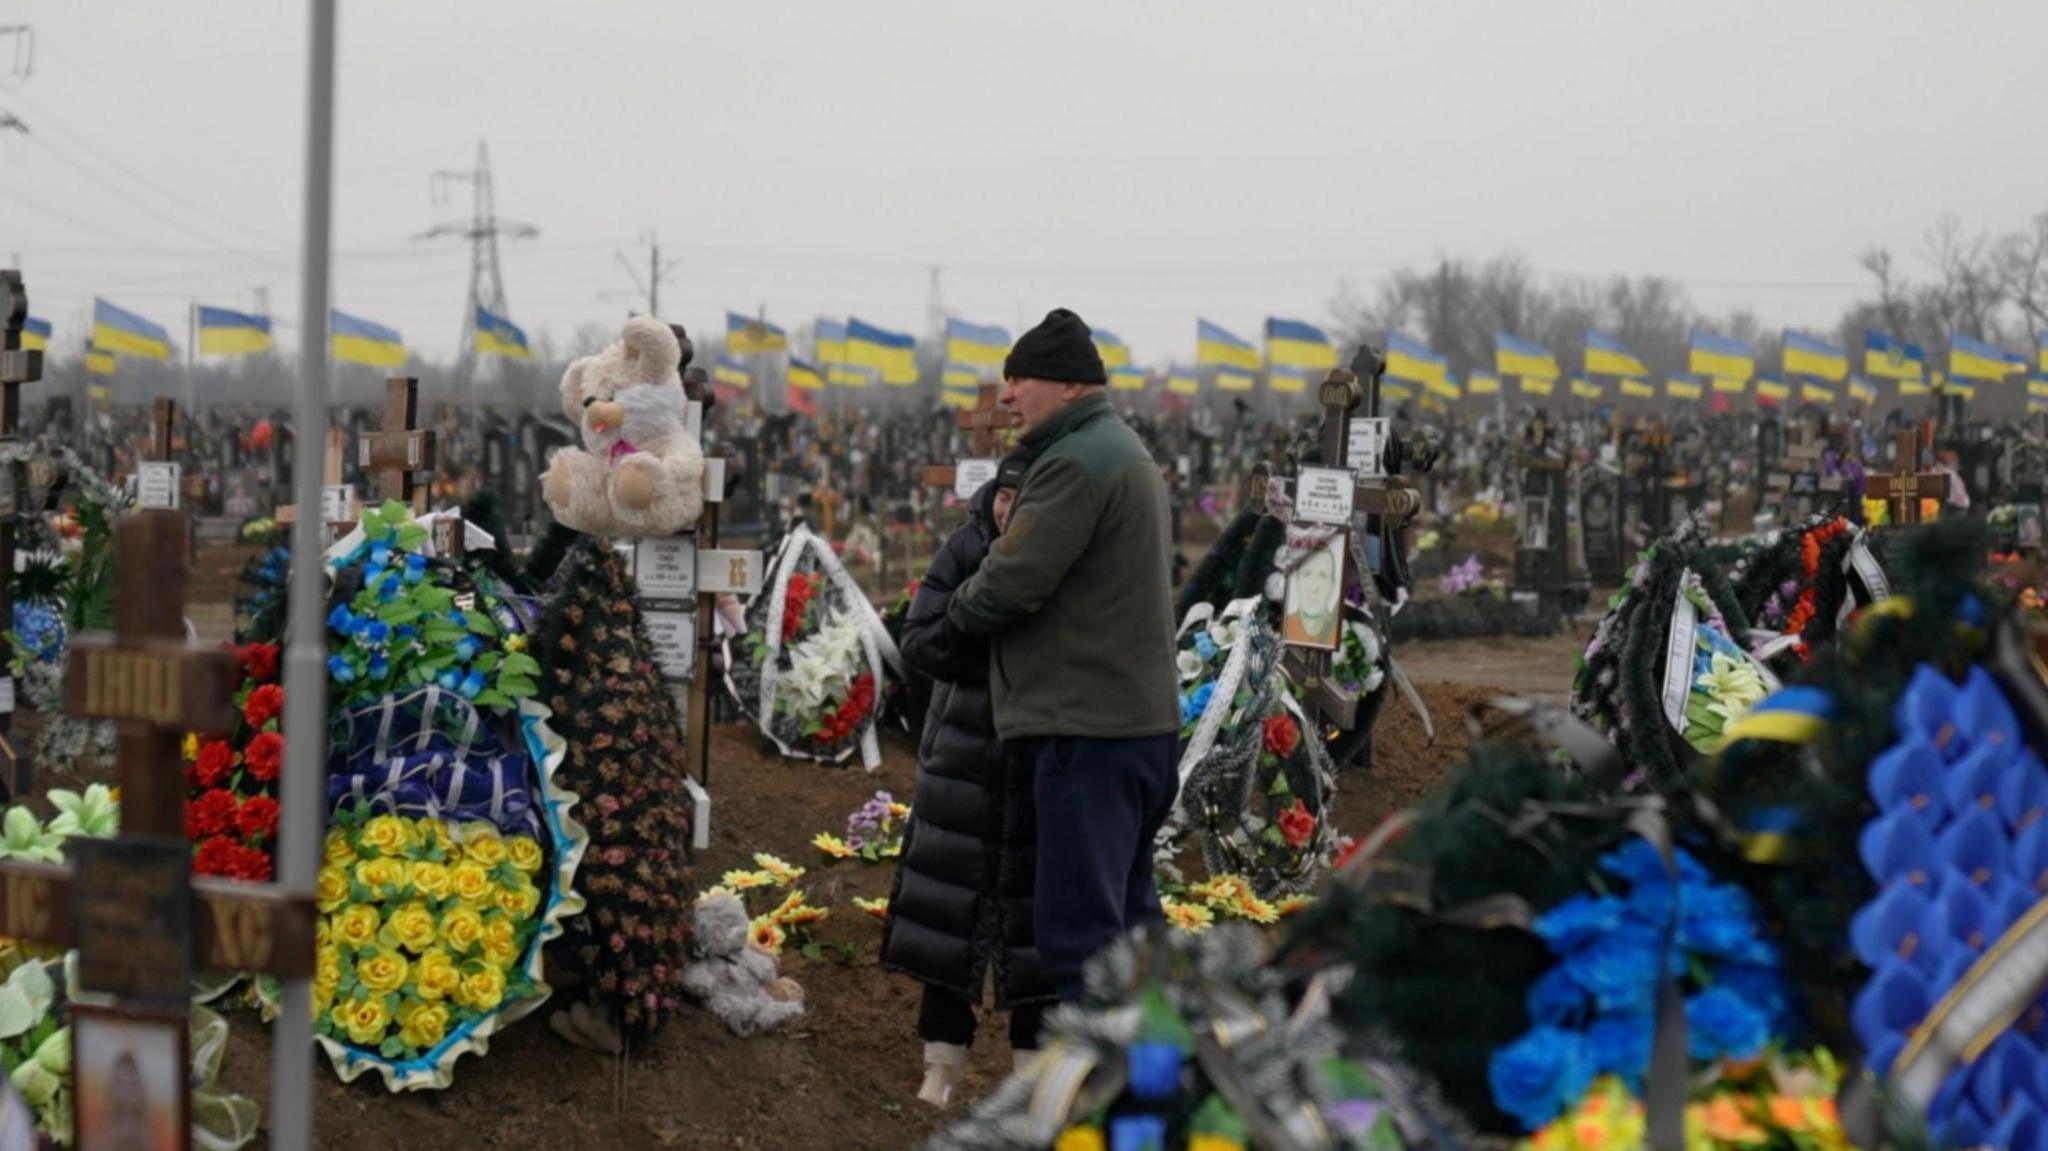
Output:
top-left (1177, 651), bottom-right (1207, 683)
top-left (45, 784), bottom-right (118, 840)
top-left (1696, 653), bottom-right (1766, 721)
top-left (0, 808), bottom-right (62, 863)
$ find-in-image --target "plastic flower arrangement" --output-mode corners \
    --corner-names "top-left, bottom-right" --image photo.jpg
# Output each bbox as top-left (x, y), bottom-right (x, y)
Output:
top-left (1331, 619), bottom-right (1387, 696)
top-left (1159, 874), bottom-right (1309, 933)
top-left (1487, 840), bottom-right (1787, 1133)
top-left (1521, 1051), bottom-right (1850, 1151)
top-left (0, 786), bottom-right (119, 864)
top-left (813, 791), bottom-right (910, 863)
top-left (185, 640), bottom-right (287, 882)
top-left (1681, 575), bottom-right (1770, 755)
top-left (697, 854), bottom-right (829, 957)
top-left (1440, 555), bottom-right (1488, 596)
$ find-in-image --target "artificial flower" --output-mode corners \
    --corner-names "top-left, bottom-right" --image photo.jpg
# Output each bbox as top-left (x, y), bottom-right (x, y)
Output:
top-left (334, 995), bottom-right (391, 1046)
top-left (1276, 799), bottom-right (1316, 849)
top-left (506, 836), bottom-right (545, 873)
top-left (1163, 899), bottom-right (1215, 932)
top-left (749, 920), bottom-right (787, 955)
top-left (1231, 892), bottom-right (1280, 925)
top-left (1490, 1026), bottom-right (1595, 1132)
top-left (414, 949), bottom-right (462, 1001)
top-left (406, 860), bottom-right (452, 900)
top-left (721, 869), bottom-right (776, 891)
top-left (439, 906), bottom-right (485, 955)
top-left (454, 966), bottom-right (506, 1013)
top-left (358, 814), bottom-right (415, 858)
top-left (460, 828), bottom-right (508, 868)
top-left (386, 902), bottom-right (439, 953)
top-left (357, 951), bottom-right (411, 996)
top-left (242, 731), bottom-right (284, 782)
top-left (243, 683), bottom-right (284, 730)
top-left (449, 859), bottom-right (494, 903)
top-left (753, 853), bottom-right (805, 885)
top-left (853, 897), bottom-right (889, 919)
top-left (397, 998), bottom-right (451, 1050)
top-left (1262, 713), bottom-right (1301, 758)
top-left (1275, 894), bottom-right (1315, 917)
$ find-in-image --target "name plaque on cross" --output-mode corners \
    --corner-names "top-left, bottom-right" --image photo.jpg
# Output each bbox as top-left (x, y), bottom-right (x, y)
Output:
top-left (137, 462), bottom-right (181, 511)
top-left (953, 458), bottom-right (998, 500)
top-left (634, 535), bottom-right (698, 600)
top-left (1294, 466), bottom-right (1356, 525)
top-left (642, 610), bottom-right (696, 681)
top-left (1346, 419), bottom-right (1389, 478)
top-left (320, 484), bottom-right (354, 525)
top-left (71, 836), bottom-right (193, 1004)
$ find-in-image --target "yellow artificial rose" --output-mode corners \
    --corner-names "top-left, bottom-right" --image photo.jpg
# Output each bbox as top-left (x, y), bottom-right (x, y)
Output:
top-left (449, 860), bottom-right (493, 903)
top-left (357, 950), bottom-right (410, 996)
top-left (461, 829), bottom-right (508, 868)
top-left (333, 995), bottom-right (391, 1046)
top-left (313, 980), bottom-right (336, 1022)
top-left (440, 906), bottom-right (485, 955)
top-left (386, 901), bottom-right (439, 954)
top-left (315, 918), bottom-right (331, 947)
top-left (324, 829), bottom-right (355, 866)
top-left (454, 966), bottom-right (506, 1013)
top-left (397, 998), bottom-right (451, 1050)
top-left (506, 836), bottom-right (544, 874)
top-left (354, 857), bottom-right (407, 894)
top-left (406, 860), bottom-right (452, 901)
top-left (333, 905), bottom-right (381, 949)
top-left (494, 878), bottom-right (541, 919)
top-left (481, 918), bottom-right (521, 968)
top-left (315, 946), bottom-right (342, 995)
top-left (316, 867), bottom-right (349, 913)
top-left (359, 814), bottom-right (415, 858)
top-left (414, 948), bottom-right (462, 1001)
top-left (415, 819), bottom-right (456, 860)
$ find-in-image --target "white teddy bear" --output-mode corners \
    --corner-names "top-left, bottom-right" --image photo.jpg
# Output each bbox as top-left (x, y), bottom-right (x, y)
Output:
top-left (540, 317), bottom-right (706, 538)
top-left (679, 893), bottom-right (805, 1037)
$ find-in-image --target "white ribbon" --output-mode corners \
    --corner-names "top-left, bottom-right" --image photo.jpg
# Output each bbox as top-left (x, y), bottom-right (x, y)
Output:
top-left (752, 525), bottom-right (898, 772)
top-left (1175, 597), bottom-right (1264, 790)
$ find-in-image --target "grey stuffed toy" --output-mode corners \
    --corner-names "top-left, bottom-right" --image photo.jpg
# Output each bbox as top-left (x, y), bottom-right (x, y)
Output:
top-left (679, 893), bottom-right (806, 1036)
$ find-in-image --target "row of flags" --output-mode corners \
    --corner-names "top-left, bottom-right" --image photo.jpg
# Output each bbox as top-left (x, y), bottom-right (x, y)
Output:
top-left (17, 300), bottom-right (536, 373)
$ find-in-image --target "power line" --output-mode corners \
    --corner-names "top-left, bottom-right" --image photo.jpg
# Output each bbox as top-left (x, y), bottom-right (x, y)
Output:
top-left (17, 133), bottom-right (290, 271)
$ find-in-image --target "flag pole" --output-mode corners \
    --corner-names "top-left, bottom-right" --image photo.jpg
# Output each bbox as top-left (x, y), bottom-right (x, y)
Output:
top-left (184, 300), bottom-right (196, 421)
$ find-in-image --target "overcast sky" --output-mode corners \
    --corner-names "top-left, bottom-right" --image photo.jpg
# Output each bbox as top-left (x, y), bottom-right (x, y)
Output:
top-left (2, 1), bottom-right (2044, 369)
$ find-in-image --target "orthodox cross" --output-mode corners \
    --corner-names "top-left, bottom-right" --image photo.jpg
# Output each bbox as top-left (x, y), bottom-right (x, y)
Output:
top-left (357, 376), bottom-right (437, 510)
top-left (1868, 428), bottom-right (1948, 526)
top-left (0, 272), bottom-right (42, 796)
top-left (920, 383), bottom-right (1009, 494)
top-left (275, 426), bottom-right (355, 546)
top-left (0, 510), bottom-right (315, 1147)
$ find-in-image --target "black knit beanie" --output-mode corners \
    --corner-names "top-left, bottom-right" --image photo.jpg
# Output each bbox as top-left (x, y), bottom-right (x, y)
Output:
top-left (1003, 308), bottom-right (1107, 385)
top-left (995, 453), bottom-right (1032, 490)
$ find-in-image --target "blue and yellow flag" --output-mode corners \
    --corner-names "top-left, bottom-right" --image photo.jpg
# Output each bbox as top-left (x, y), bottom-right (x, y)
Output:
top-left (1385, 331), bottom-right (1446, 386)
top-left (1619, 378), bottom-right (1656, 399)
top-left (1166, 371), bottom-right (1200, 397)
top-left (1782, 330), bottom-right (1847, 382)
top-left (815, 318), bottom-right (848, 364)
top-left (1667, 376), bottom-right (1704, 400)
top-left (1949, 332), bottom-right (2007, 382)
top-left (848, 318), bottom-right (917, 385)
top-left (1265, 317), bottom-right (1337, 371)
top-left (473, 305), bottom-right (529, 359)
top-left (85, 349), bottom-right (116, 376)
top-left (1863, 331), bottom-right (1924, 380)
top-left (93, 298), bottom-right (171, 360)
top-left (1712, 376), bottom-right (1748, 395)
top-left (945, 318), bottom-right (1009, 367)
top-left (1689, 329), bottom-right (1754, 383)
top-left (2005, 350), bottom-right (2030, 378)
top-left (1197, 320), bottom-right (1260, 371)
top-left (1848, 377), bottom-right (1877, 405)
top-left (2029, 374), bottom-right (2048, 400)
top-left (714, 356), bottom-right (750, 389)
top-left (1093, 328), bottom-right (1131, 369)
top-left (727, 312), bottom-right (787, 355)
top-left (1214, 367), bottom-right (1254, 392)
top-left (1110, 365), bottom-right (1150, 392)
top-left (1425, 373), bottom-right (1462, 401)
top-left (1585, 330), bottom-right (1647, 378)
top-left (1267, 366), bottom-right (1309, 394)
top-left (942, 362), bottom-right (983, 388)
top-left (1800, 381), bottom-right (1836, 404)
top-left (939, 387), bottom-right (977, 411)
top-left (831, 364), bottom-right (876, 389)
top-left (198, 306), bottom-right (274, 356)
top-left (1945, 373), bottom-right (1977, 400)
top-left (786, 357), bottom-right (825, 391)
top-left (1518, 376), bottom-right (1555, 397)
top-left (1382, 380), bottom-right (1415, 401)
top-left (1466, 373), bottom-right (1501, 396)
top-left (1569, 378), bottom-right (1603, 400)
top-left (1494, 332), bottom-right (1559, 380)
top-left (1755, 375), bottom-right (1790, 404)
top-left (19, 317), bottom-right (49, 352)
top-left (331, 309), bottom-right (405, 368)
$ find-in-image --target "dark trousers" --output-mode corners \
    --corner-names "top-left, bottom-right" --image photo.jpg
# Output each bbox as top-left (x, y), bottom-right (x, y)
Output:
top-left (1028, 733), bottom-right (1180, 1001)
top-left (917, 985), bottom-right (1046, 1051)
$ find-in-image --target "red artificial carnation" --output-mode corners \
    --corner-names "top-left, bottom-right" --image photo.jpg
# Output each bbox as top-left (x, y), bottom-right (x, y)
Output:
top-left (1262, 713), bottom-right (1300, 758)
top-left (186, 789), bottom-right (238, 840)
top-left (193, 740), bottom-right (235, 789)
top-left (193, 835), bottom-right (241, 877)
top-left (232, 843), bottom-right (274, 882)
top-left (236, 642), bottom-right (281, 684)
top-left (1277, 798), bottom-right (1317, 849)
top-left (242, 731), bottom-right (284, 782)
top-left (236, 795), bottom-right (280, 841)
top-left (243, 684), bottom-right (284, 730)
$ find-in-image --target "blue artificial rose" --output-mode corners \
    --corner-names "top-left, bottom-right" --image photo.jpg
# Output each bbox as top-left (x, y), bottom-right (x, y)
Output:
top-left (377, 576), bottom-right (401, 604)
top-left (1561, 926), bottom-right (1662, 1013)
top-left (455, 636), bottom-right (482, 662)
top-left (1125, 1041), bottom-right (1183, 1101)
top-left (367, 652), bottom-right (390, 680)
top-left (449, 610), bottom-right (468, 629)
top-left (1109, 1113), bottom-right (1168, 1151)
top-left (1600, 839), bottom-right (1708, 888)
top-left (326, 604), bottom-right (356, 635)
top-left (1526, 966), bottom-right (1589, 1026)
top-left (458, 669), bottom-right (486, 699)
top-left (1488, 1026), bottom-right (1594, 1132)
top-left (363, 620), bottom-right (392, 647)
top-left (1194, 632), bottom-right (1219, 660)
top-left (1711, 963), bottom-right (1790, 1031)
top-left (1535, 895), bottom-right (1626, 952)
top-left (436, 669), bottom-right (460, 691)
top-left (368, 541), bottom-right (392, 569)
top-left (1586, 1013), bottom-right (1654, 1087)
top-left (1679, 883), bottom-right (1775, 964)
top-left (1686, 986), bottom-right (1770, 1061)
top-left (326, 654), bottom-right (356, 683)
top-left (404, 552), bottom-right (428, 583)
top-left (1625, 876), bottom-right (1678, 931)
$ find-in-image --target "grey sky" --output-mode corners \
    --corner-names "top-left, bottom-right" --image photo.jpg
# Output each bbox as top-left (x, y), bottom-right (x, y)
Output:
top-left (3, 1), bottom-right (2044, 370)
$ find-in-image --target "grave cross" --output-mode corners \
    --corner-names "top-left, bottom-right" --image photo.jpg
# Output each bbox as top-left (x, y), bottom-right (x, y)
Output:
top-left (1868, 428), bottom-right (1948, 526)
top-left (274, 426), bottom-right (356, 545)
top-left (358, 376), bottom-right (437, 510)
top-left (0, 511), bottom-right (315, 1147)
top-left (920, 383), bottom-right (1010, 493)
top-left (1764, 422), bottom-right (1844, 522)
top-left (0, 272), bottom-right (45, 799)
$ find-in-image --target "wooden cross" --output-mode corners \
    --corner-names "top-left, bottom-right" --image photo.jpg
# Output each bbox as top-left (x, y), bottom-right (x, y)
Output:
top-left (0, 273), bottom-right (44, 798)
top-left (0, 512), bottom-right (314, 1131)
top-left (1764, 422), bottom-right (1844, 521)
top-left (1868, 428), bottom-right (1947, 526)
top-left (920, 384), bottom-right (1010, 491)
top-left (357, 376), bottom-right (437, 510)
top-left (274, 427), bottom-right (355, 544)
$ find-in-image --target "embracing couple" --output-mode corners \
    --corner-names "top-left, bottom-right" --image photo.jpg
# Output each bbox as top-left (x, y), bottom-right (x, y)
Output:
top-left (878, 309), bottom-right (1181, 1105)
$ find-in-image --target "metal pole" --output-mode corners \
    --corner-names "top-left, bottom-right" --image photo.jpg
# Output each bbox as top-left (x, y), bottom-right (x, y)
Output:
top-left (273, 1), bottom-right (334, 1146)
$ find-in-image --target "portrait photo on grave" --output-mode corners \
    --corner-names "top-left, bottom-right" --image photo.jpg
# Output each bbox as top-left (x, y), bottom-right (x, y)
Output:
top-left (1282, 531), bottom-right (1345, 650)
top-left (1521, 497), bottom-right (1550, 549)
top-left (72, 1005), bottom-right (186, 1151)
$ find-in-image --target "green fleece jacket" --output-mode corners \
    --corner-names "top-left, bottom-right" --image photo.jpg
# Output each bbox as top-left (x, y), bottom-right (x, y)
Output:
top-left (948, 392), bottom-right (1180, 740)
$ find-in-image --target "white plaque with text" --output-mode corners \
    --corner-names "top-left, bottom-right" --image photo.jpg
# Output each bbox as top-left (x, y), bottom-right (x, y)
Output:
top-left (1346, 418), bottom-right (1389, 477)
top-left (137, 462), bottom-right (181, 511)
top-left (1294, 466), bottom-right (1355, 525)
top-left (643, 610), bottom-right (697, 681)
top-left (953, 458), bottom-right (999, 500)
top-left (634, 535), bottom-right (698, 600)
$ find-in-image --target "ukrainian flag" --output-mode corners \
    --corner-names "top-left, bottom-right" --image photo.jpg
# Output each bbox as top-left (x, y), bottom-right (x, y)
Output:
top-left (1848, 378), bottom-right (1876, 405)
top-left (1425, 373), bottom-right (1461, 401)
top-left (815, 318), bottom-right (848, 364)
top-left (1782, 331), bottom-right (1847, 382)
top-left (198, 306), bottom-right (274, 356)
top-left (1899, 376), bottom-right (1932, 397)
top-left (940, 387), bottom-right (977, 410)
top-left (1267, 366), bottom-right (1309, 395)
top-left (1494, 332), bottom-right (1559, 380)
top-left (1863, 331), bottom-right (1925, 380)
top-left (714, 356), bottom-right (750, 389)
top-left (1110, 365), bottom-right (1150, 392)
top-left (1585, 330), bottom-right (1648, 378)
top-left (473, 305), bottom-right (529, 360)
top-left (847, 318), bottom-right (917, 385)
top-left (1214, 367), bottom-right (1254, 393)
top-left (1093, 329), bottom-right (1131, 370)
top-left (1666, 376), bottom-right (1704, 401)
top-left (832, 365), bottom-right (876, 389)
top-left (2005, 350), bottom-right (2030, 378)
top-left (1689, 330), bottom-right (1754, 383)
top-left (787, 357), bottom-right (826, 392)
top-left (942, 363), bottom-right (982, 388)
top-left (945, 318), bottom-right (1009, 367)
top-left (92, 298), bottom-right (171, 360)
top-left (1382, 380), bottom-right (1415, 402)
top-left (85, 349), bottom-right (116, 376)
top-left (1949, 333), bottom-right (2007, 382)
top-left (1619, 378), bottom-right (1655, 399)
top-left (1466, 373), bottom-right (1501, 396)
top-left (1944, 371), bottom-right (1977, 400)
top-left (727, 312), bottom-right (788, 356)
top-left (2030, 374), bottom-right (2048, 400)
top-left (1519, 376), bottom-right (1555, 397)
top-left (331, 309), bottom-right (405, 368)
top-left (1265, 317), bottom-right (1337, 371)
top-left (1570, 378), bottom-right (1603, 400)
top-left (1166, 371), bottom-right (1199, 397)
top-left (1197, 320), bottom-right (1260, 371)
top-left (1755, 376), bottom-right (1790, 404)
top-left (1712, 376), bottom-right (1747, 395)
top-left (1385, 332), bottom-right (1446, 386)
top-left (1801, 381), bottom-right (1836, 404)
top-left (19, 317), bottom-right (49, 352)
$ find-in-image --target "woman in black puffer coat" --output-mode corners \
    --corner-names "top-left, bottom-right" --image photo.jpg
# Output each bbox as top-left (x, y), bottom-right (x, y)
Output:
top-left (881, 454), bottom-right (1052, 1107)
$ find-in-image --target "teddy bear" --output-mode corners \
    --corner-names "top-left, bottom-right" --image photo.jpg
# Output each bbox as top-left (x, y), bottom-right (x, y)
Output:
top-left (679, 893), bottom-right (805, 1037)
top-left (540, 317), bottom-right (706, 538)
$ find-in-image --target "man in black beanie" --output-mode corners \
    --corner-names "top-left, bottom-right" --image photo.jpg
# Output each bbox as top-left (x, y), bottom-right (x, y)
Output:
top-left (947, 308), bottom-right (1180, 1002)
